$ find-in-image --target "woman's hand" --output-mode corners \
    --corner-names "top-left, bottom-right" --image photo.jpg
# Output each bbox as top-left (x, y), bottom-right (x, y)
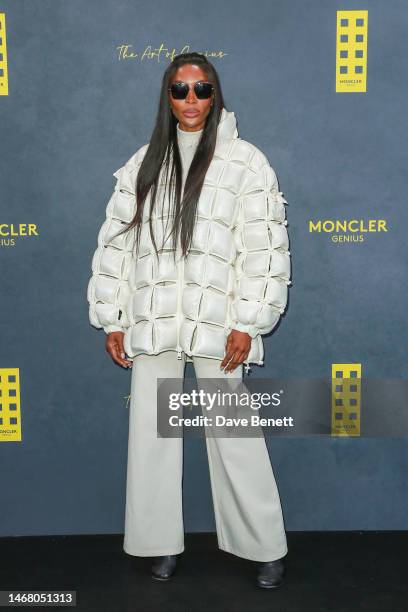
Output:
top-left (220, 330), bottom-right (251, 372)
top-left (106, 331), bottom-right (133, 368)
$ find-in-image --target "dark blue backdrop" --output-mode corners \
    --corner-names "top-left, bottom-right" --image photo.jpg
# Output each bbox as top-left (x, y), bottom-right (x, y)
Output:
top-left (1, 0), bottom-right (407, 537)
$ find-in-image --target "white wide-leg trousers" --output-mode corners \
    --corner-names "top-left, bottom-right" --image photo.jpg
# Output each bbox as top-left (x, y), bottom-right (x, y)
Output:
top-left (123, 350), bottom-right (288, 562)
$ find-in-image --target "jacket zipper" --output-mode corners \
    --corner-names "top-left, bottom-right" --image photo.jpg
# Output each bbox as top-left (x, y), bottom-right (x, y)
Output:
top-left (175, 243), bottom-right (184, 359)
top-left (176, 170), bottom-right (187, 360)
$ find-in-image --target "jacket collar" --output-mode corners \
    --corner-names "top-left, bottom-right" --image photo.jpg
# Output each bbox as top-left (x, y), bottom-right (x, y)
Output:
top-left (172, 107), bottom-right (238, 160)
top-left (176, 107), bottom-right (238, 144)
top-left (216, 107), bottom-right (239, 142)
top-left (211, 107), bottom-right (238, 159)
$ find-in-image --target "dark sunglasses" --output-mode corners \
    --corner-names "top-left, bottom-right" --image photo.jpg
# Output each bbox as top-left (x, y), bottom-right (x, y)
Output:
top-left (168, 80), bottom-right (214, 100)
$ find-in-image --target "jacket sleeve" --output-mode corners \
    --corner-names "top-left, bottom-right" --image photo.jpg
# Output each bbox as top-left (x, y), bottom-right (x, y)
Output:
top-left (87, 159), bottom-right (139, 335)
top-left (230, 150), bottom-right (291, 339)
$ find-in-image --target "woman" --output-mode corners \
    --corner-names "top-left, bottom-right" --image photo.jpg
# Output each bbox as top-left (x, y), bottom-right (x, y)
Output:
top-left (87, 52), bottom-right (291, 589)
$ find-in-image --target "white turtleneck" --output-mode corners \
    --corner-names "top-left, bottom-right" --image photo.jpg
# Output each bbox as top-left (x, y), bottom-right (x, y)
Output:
top-left (176, 122), bottom-right (203, 189)
top-left (175, 122), bottom-right (204, 364)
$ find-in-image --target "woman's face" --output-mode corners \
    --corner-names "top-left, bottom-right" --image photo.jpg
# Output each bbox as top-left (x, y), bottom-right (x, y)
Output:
top-left (168, 64), bottom-right (214, 132)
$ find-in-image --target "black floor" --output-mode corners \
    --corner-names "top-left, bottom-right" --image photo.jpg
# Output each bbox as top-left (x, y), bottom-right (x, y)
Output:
top-left (0, 532), bottom-right (407, 611)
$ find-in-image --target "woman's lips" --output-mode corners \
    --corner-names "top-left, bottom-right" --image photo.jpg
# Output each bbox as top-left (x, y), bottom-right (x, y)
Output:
top-left (183, 110), bottom-right (200, 117)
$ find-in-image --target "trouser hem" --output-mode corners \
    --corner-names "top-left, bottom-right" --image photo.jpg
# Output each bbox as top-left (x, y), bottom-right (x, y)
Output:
top-left (218, 540), bottom-right (288, 563)
top-left (123, 544), bottom-right (185, 557)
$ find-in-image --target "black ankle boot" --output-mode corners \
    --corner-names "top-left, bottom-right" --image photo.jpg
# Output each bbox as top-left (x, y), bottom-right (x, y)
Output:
top-left (151, 554), bottom-right (178, 581)
top-left (256, 556), bottom-right (286, 589)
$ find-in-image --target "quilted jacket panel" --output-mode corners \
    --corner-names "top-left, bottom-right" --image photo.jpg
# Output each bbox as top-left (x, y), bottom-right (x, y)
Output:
top-left (87, 108), bottom-right (291, 366)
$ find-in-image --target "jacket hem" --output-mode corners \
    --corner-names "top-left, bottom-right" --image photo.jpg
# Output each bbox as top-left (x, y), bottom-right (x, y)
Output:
top-left (123, 345), bottom-right (264, 367)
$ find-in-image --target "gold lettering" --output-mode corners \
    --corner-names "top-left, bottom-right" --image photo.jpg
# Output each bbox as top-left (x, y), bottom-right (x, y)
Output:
top-left (117, 43), bottom-right (228, 62)
top-left (323, 221), bottom-right (335, 232)
top-left (0, 224), bottom-right (39, 237)
top-left (309, 219), bottom-right (389, 234)
top-left (309, 221), bottom-right (321, 232)
top-left (116, 44), bottom-right (138, 60)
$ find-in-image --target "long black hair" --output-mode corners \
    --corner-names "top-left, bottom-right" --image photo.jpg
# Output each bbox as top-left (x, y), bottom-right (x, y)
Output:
top-left (116, 52), bottom-right (226, 260)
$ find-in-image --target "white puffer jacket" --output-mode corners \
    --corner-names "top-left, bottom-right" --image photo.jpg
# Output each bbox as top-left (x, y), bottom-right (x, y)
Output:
top-left (87, 107), bottom-right (291, 368)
